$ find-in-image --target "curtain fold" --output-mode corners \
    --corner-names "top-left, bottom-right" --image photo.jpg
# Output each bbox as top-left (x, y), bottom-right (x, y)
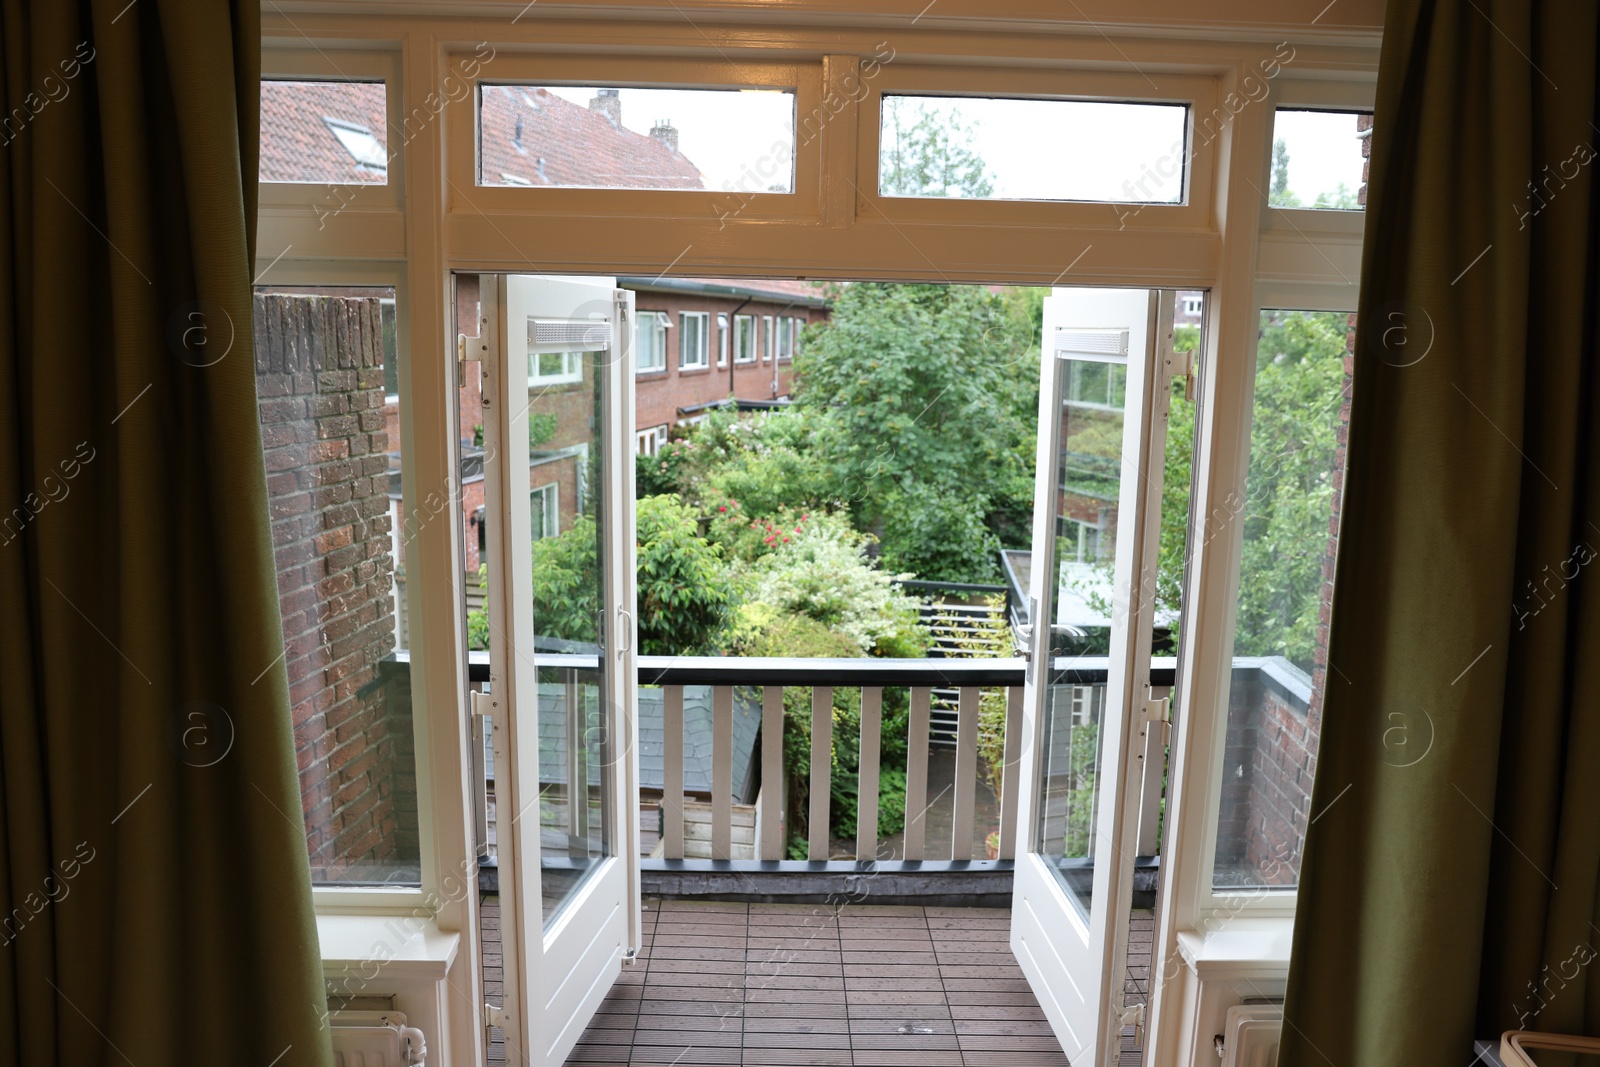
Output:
top-left (0, 2), bottom-right (332, 1064)
top-left (1280, 1), bottom-right (1600, 1063)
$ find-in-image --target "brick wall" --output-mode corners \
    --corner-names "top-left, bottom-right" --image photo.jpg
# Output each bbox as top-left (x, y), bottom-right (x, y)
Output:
top-left (255, 292), bottom-right (420, 883)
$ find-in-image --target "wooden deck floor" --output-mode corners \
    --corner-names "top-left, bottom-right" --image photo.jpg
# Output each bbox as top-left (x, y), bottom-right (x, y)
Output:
top-left (483, 898), bottom-right (1154, 1067)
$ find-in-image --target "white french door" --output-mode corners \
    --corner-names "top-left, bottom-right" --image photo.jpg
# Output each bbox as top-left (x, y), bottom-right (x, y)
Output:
top-left (1010, 288), bottom-right (1177, 1066)
top-left (478, 274), bottom-right (640, 1067)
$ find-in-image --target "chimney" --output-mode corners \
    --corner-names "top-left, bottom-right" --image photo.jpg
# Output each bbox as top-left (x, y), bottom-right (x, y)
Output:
top-left (650, 120), bottom-right (679, 154)
top-left (589, 88), bottom-right (620, 127)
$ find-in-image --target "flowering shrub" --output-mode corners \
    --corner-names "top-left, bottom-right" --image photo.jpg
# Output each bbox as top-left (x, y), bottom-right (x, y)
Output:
top-left (743, 512), bottom-right (927, 656)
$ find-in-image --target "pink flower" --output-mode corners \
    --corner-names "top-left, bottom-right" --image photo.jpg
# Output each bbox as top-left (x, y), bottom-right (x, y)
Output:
top-left (718, 506), bottom-right (727, 512)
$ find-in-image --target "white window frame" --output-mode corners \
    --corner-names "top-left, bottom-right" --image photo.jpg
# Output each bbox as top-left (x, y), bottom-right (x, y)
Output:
top-left (636, 425), bottom-right (670, 456)
top-left (259, 21), bottom-right (1381, 1067)
top-left (717, 313), bottom-right (729, 366)
top-left (529, 345), bottom-right (584, 386)
top-left (635, 310), bottom-right (668, 373)
top-left (531, 481), bottom-right (559, 539)
top-left (678, 310), bottom-right (710, 369)
top-left (762, 315), bottom-right (774, 361)
top-left (733, 313), bottom-right (757, 364)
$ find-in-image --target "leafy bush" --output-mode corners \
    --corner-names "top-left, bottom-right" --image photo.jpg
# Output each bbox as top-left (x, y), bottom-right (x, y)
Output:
top-left (467, 493), bottom-right (733, 656)
top-left (744, 512), bottom-right (928, 657)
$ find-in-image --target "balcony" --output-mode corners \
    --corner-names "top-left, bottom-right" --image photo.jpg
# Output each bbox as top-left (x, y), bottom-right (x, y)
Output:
top-left (448, 650), bottom-right (1316, 1066)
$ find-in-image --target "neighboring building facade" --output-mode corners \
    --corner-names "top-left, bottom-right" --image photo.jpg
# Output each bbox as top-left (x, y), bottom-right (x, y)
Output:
top-left (624, 276), bottom-right (830, 456)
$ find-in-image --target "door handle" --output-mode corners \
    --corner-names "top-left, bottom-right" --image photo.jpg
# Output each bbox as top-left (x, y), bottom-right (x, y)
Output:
top-left (617, 608), bottom-right (633, 656)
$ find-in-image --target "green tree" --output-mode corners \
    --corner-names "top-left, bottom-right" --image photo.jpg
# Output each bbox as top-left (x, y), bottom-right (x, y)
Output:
top-left (1150, 311), bottom-right (1347, 671)
top-left (880, 97), bottom-right (994, 199)
top-left (792, 282), bottom-right (1040, 581)
top-left (1269, 137), bottom-right (1300, 206)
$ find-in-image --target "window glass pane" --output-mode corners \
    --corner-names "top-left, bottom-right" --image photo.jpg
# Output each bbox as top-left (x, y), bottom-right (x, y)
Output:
top-left (1212, 309), bottom-right (1354, 891)
top-left (879, 95), bottom-right (1188, 203)
top-left (260, 80), bottom-right (388, 185)
top-left (1270, 110), bottom-right (1371, 210)
top-left (253, 284), bottom-right (419, 886)
top-left (478, 85), bottom-right (796, 192)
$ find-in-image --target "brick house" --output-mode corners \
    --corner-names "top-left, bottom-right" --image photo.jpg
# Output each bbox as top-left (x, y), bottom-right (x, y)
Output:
top-left (623, 276), bottom-right (830, 456)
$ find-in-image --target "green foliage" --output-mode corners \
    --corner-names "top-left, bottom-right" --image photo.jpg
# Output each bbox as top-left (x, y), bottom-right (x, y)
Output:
top-left (936, 596), bottom-right (1014, 811)
top-left (466, 494), bottom-right (734, 657)
top-left (879, 97), bottom-right (994, 199)
top-left (635, 494), bottom-right (736, 655)
top-left (528, 412), bottom-right (559, 449)
top-left (742, 512), bottom-right (929, 657)
top-left (793, 282), bottom-right (1039, 581)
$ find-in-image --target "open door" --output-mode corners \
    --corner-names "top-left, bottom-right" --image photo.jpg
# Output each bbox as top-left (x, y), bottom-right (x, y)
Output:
top-left (1010, 288), bottom-right (1176, 1066)
top-left (478, 274), bottom-right (640, 1067)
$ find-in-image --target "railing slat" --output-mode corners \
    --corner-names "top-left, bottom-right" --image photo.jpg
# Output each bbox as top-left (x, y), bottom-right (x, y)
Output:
top-left (952, 687), bottom-right (979, 860)
top-left (712, 685), bottom-right (734, 860)
top-left (998, 684), bottom-right (1024, 861)
top-left (663, 685), bottom-right (685, 860)
top-left (856, 687), bottom-right (883, 862)
top-left (808, 686), bottom-right (833, 861)
top-left (760, 685), bottom-right (784, 860)
top-left (904, 687), bottom-right (931, 861)
top-left (567, 670), bottom-right (588, 848)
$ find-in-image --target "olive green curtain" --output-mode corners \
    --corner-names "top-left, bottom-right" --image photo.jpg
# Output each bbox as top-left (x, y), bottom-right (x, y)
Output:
top-left (1280, 2), bottom-right (1600, 1063)
top-left (0, 3), bottom-right (331, 1064)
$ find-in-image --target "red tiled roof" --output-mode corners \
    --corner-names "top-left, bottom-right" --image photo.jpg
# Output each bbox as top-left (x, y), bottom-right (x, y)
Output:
top-left (260, 80), bottom-right (388, 185)
top-left (258, 82), bottom-right (705, 191)
top-left (478, 87), bottom-right (703, 190)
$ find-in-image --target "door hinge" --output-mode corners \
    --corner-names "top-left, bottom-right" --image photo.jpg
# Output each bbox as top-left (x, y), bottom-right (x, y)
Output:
top-left (1166, 345), bottom-right (1195, 400)
top-left (458, 321), bottom-right (491, 387)
top-left (1137, 686), bottom-right (1171, 748)
top-left (470, 689), bottom-right (499, 723)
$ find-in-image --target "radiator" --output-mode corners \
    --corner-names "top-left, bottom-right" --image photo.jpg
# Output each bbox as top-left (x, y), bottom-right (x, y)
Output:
top-left (329, 1010), bottom-right (427, 1067)
top-left (1219, 1004), bottom-right (1281, 1067)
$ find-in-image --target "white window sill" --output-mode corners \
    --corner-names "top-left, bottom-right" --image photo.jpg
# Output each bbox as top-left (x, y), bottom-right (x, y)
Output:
top-left (317, 912), bottom-right (461, 983)
top-left (1176, 915), bottom-right (1293, 985)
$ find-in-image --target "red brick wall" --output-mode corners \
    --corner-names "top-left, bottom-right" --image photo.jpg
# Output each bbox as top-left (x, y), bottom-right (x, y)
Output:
top-left (635, 294), bottom-right (823, 433)
top-left (255, 292), bottom-right (420, 883)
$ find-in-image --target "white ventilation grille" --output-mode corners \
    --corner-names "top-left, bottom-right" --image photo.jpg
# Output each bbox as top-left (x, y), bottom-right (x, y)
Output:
top-left (1055, 326), bottom-right (1129, 361)
top-left (531, 319), bottom-right (610, 350)
top-left (329, 1011), bottom-right (427, 1067)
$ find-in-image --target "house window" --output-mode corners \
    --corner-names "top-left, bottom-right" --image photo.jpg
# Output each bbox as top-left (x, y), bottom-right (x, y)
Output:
top-left (1181, 295), bottom-right (1204, 317)
top-left (635, 310), bottom-right (668, 373)
top-left (762, 316), bottom-right (774, 361)
top-left (636, 425), bottom-right (670, 456)
top-left (531, 482), bottom-right (559, 540)
top-left (528, 343), bottom-right (584, 387)
top-left (679, 311), bottom-right (709, 369)
top-left (775, 316), bottom-right (797, 361)
top-left (1064, 360), bottom-right (1128, 410)
top-left (733, 314), bottom-right (756, 364)
top-left (789, 316), bottom-right (804, 358)
top-left (717, 313), bottom-right (729, 366)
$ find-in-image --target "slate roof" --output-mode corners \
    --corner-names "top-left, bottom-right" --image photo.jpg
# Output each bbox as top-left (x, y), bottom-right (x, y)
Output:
top-left (260, 80), bottom-right (388, 184)
top-left (488, 684), bottom-right (762, 802)
top-left (479, 86), bottom-right (704, 190)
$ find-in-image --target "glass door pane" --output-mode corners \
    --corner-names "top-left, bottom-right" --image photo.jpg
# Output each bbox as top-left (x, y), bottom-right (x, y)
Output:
top-left (1035, 325), bottom-right (1131, 916)
top-left (522, 298), bottom-right (613, 925)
